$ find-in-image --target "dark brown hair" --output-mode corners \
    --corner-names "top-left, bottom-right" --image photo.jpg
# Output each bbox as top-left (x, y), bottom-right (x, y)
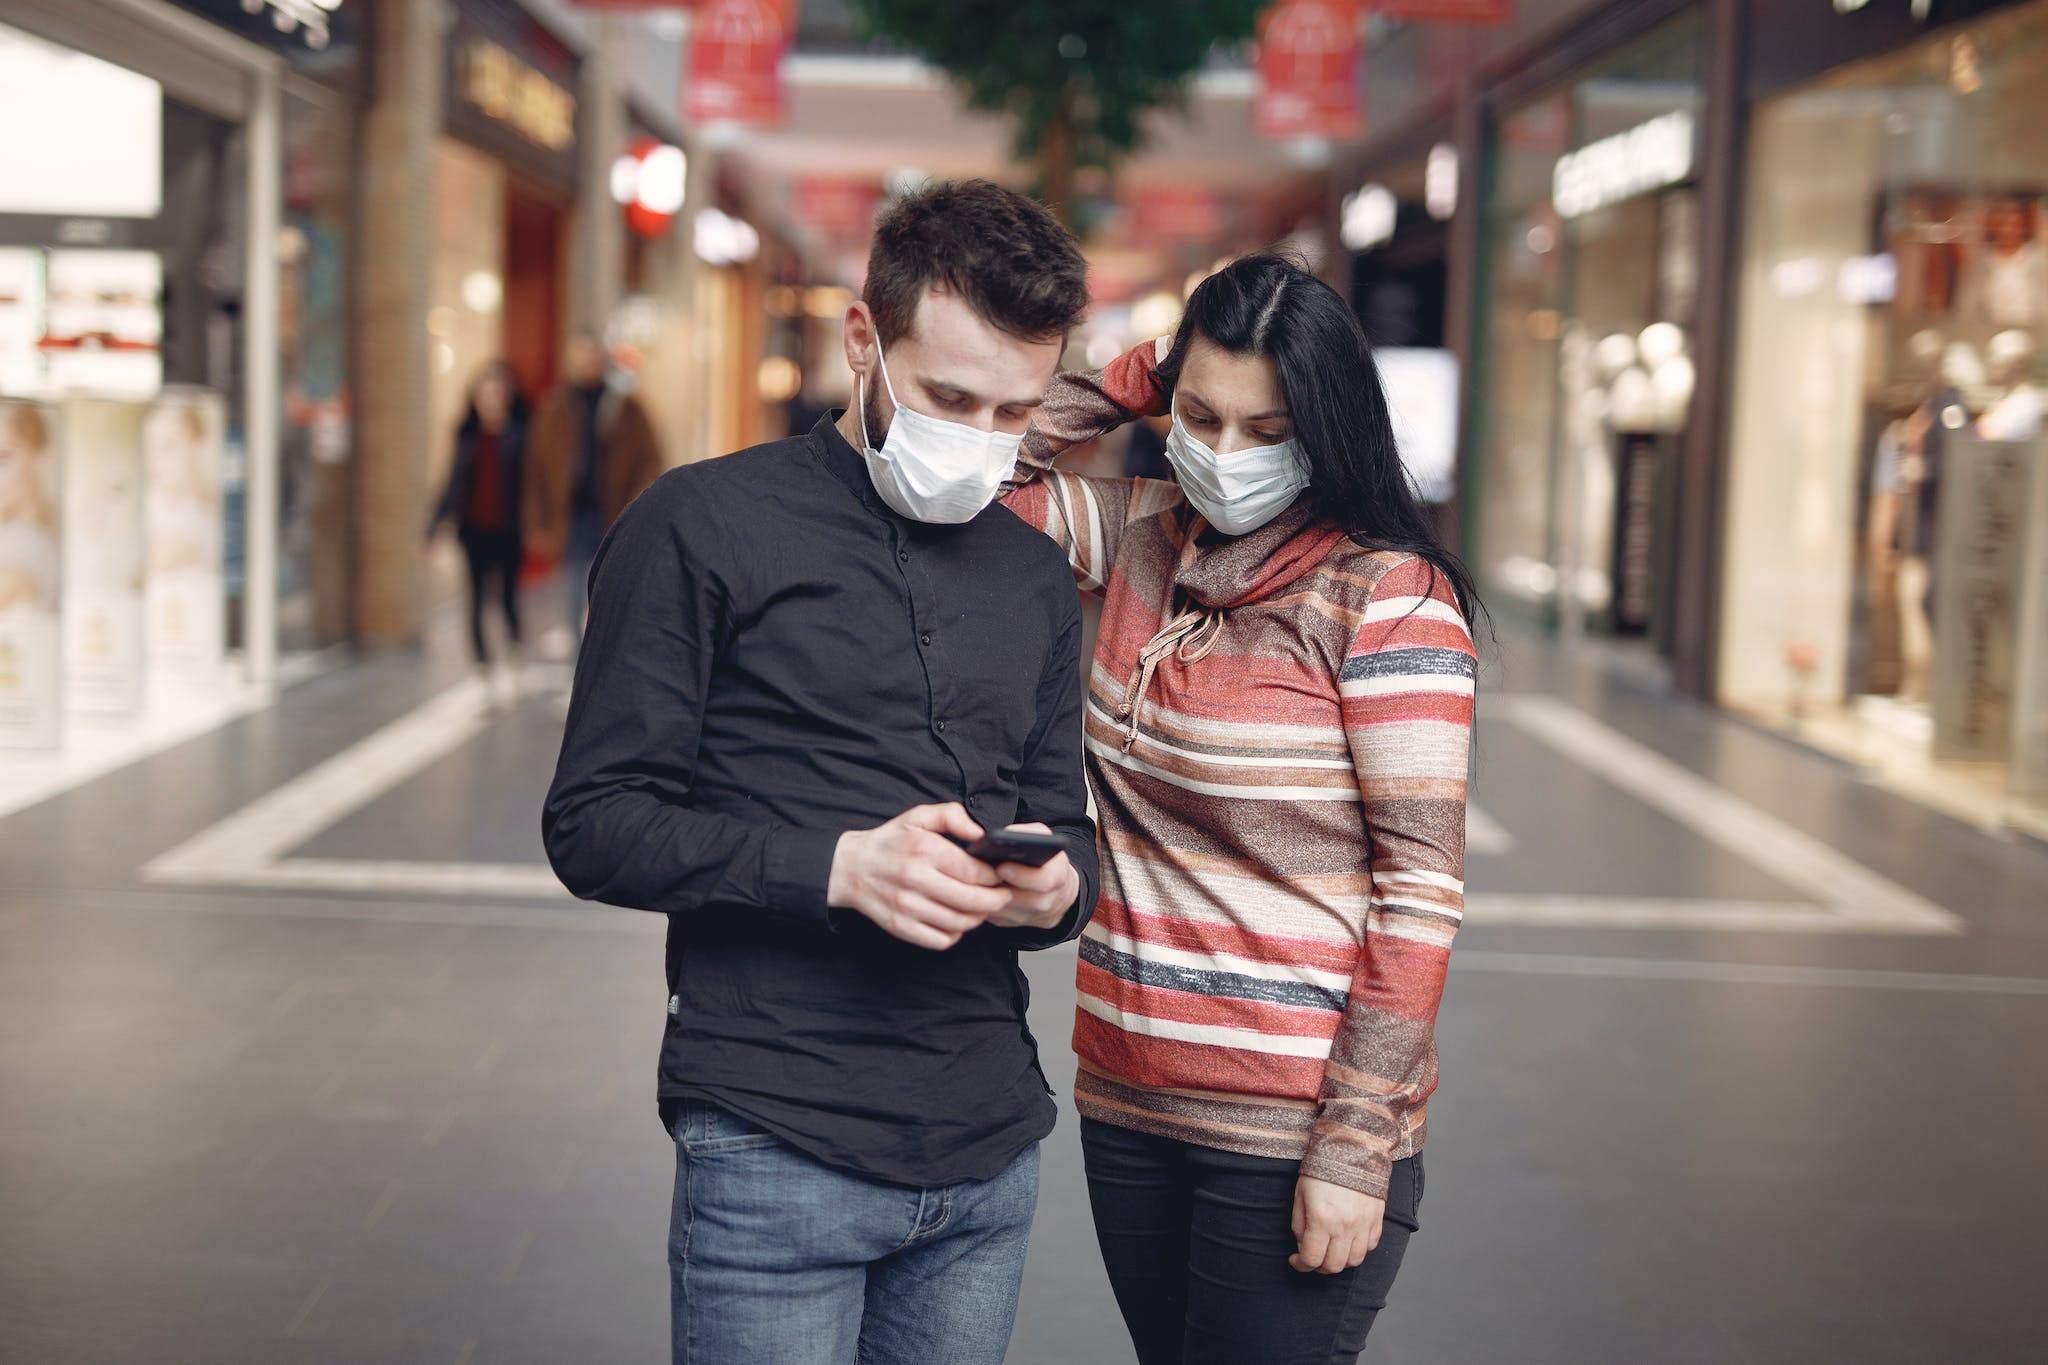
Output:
top-left (863, 179), bottom-right (1088, 347)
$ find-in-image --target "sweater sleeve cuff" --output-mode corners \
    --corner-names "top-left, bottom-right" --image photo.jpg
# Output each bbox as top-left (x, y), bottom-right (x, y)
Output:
top-left (1298, 1134), bottom-right (1394, 1202)
top-left (765, 827), bottom-right (843, 928)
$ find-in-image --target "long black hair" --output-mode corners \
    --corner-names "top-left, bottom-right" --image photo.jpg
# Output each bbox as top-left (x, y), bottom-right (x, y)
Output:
top-left (1155, 253), bottom-right (1486, 631)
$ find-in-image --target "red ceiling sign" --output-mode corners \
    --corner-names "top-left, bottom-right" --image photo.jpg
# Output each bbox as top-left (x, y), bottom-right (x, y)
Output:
top-left (792, 176), bottom-right (882, 240)
top-left (1255, 0), bottom-right (1362, 141)
top-left (1125, 187), bottom-right (1224, 245)
top-left (684, 0), bottom-right (792, 128)
top-left (1367, 0), bottom-right (1513, 23)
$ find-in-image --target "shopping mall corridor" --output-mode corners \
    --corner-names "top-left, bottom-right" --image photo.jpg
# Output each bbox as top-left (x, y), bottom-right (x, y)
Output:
top-left (2, 626), bottom-right (2044, 1364)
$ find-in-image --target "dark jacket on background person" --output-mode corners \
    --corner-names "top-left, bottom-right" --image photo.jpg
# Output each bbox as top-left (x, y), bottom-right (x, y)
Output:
top-left (522, 382), bottom-right (662, 561)
top-left (432, 414), bottom-right (527, 543)
top-left (541, 413), bottom-right (1099, 1187)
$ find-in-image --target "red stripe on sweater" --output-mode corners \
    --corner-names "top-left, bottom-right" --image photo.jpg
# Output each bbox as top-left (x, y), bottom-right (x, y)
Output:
top-left (1077, 961), bottom-right (1343, 1038)
top-left (1074, 1011), bottom-right (1329, 1098)
top-left (1341, 692), bottom-right (1473, 728)
top-left (1351, 936), bottom-right (1452, 1021)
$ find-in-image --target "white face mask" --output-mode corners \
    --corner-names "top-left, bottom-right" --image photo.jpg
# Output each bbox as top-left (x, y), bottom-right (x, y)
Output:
top-left (857, 345), bottom-right (1021, 524)
top-left (1163, 411), bottom-right (1309, 535)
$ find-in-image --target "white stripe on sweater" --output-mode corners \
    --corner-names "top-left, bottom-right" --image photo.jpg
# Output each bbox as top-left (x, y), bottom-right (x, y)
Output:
top-left (1077, 994), bottom-right (1339, 1057)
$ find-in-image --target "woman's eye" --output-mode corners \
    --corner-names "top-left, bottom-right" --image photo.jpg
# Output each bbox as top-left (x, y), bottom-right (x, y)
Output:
top-left (1253, 430), bottom-right (1289, 444)
top-left (1185, 413), bottom-right (1217, 428)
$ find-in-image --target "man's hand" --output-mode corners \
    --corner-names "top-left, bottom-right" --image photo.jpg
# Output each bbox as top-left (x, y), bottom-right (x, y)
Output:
top-left (827, 803), bottom-right (1008, 950)
top-left (982, 821), bottom-right (1080, 930)
top-left (1290, 1175), bottom-right (1385, 1275)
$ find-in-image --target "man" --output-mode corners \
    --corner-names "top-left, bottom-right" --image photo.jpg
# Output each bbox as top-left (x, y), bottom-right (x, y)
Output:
top-left (542, 180), bottom-right (1098, 1365)
top-left (522, 332), bottom-right (662, 641)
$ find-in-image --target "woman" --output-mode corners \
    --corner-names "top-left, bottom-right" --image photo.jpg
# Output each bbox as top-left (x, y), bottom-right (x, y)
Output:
top-left (1001, 254), bottom-right (1480, 1363)
top-left (430, 361), bottom-right (528, 679)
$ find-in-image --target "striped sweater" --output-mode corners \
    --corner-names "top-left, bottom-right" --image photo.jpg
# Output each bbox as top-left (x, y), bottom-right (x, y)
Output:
top-left (999, 339), bottom-right (1476, 1199)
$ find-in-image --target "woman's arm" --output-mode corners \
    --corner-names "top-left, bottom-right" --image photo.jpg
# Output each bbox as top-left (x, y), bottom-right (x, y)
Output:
top-left (1001, 337), bottom-right (1180, 594)
top-left (1305, 555), bottom-right (1477, 1203)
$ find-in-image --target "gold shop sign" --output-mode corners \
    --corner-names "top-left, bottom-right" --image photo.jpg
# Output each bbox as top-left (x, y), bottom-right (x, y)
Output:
top-left (460, 40), bottom-right (576, 153)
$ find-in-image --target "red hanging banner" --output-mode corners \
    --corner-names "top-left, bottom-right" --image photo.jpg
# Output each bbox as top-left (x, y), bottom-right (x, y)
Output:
top-left (792, 176), bottom-right (883, 241)
top-left (684, 0), bottom-right (793, 128)
top-left (1254, 0), bottom-right (1362, 141)
top-left (1367, 0), bottom-right (1513, 23)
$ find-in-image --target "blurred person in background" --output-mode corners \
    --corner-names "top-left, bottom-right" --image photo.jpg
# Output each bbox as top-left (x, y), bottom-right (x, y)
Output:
top-left (543, 180), bottom-right (1099, 1365)
top-left (429, 360), bottom-right (527, 697)
top-left (523, 332), bottom-right (661, 645)
top-left (1002, 253), bottom-right (1482, 1364)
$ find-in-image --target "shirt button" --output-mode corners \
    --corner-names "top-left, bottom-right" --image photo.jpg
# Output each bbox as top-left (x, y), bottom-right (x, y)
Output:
top-left (898, 549), bottom-right (909, 562)
top-left (920, 632), bottom-right (932, 646)
top-left (935, 719), bottom-right (948, 733)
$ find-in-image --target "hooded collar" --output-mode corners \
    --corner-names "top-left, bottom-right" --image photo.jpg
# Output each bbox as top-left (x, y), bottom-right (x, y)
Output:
top-left (1168, 499), bottom-right (1349, 610)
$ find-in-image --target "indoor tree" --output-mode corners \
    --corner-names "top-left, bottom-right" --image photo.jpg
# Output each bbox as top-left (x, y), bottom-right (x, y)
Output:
top-left (850, 0), bottom-right (1269, 222)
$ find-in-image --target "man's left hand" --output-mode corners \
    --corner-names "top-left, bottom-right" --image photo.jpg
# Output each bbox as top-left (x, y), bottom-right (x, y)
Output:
top-left (1290, 1175), bottom-right (1386, 1274)
top-left (983, 822), bottom-right (1079, 930)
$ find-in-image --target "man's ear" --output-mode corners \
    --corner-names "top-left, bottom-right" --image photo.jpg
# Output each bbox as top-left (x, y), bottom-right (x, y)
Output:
top-left (842, 302), bottom-right (876, 379)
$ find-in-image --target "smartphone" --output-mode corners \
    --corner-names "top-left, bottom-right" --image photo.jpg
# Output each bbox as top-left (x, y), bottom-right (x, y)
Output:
top-left (955, 829), bottom-right (1066, 868)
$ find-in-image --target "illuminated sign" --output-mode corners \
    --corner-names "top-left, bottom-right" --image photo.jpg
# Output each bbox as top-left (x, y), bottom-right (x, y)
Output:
top-left (460, 39), bottom-right (576, 153)
top-left (1552, 110), bottom-right (1694, 219)
top-left (1340, 184), bottom-right (1397, 252)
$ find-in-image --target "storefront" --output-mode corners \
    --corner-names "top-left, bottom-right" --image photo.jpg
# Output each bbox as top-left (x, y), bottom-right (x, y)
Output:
top-left (0, 0), bottom-right (358, 755)
top-left (1466, 8), bottom-right (1706, 663)
top-left (430, 0), bottom-right (581, 467)
top-left (1717, 0), bottom-right (2048, 834)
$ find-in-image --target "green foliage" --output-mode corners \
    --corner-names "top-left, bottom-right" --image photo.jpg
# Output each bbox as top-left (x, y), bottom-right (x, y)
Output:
top-left (851, 0), bottom-right (1266, 185)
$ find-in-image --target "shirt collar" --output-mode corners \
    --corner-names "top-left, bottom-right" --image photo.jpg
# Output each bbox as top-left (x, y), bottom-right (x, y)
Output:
top-left (811, 409), bottom-right (892, 516)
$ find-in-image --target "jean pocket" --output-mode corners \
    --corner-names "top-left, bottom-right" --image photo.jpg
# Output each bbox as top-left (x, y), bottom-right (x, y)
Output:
top-left (684, 1100), bottom-right (782, 1154)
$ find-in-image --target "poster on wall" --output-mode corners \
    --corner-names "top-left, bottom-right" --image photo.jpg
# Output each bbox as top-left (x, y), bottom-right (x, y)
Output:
top-left (144, 389), bottom-right (226, 692)
top-left (0, 399), bottom-right (61, 749)
top-left (60, 398), bottom-right (145, 719)
top-left (0, 249), bottom-right (45, 397)
top-left (1931, 431), bottom-right (2032, 763)
top-left (42, 251), bottom-right (162, 399)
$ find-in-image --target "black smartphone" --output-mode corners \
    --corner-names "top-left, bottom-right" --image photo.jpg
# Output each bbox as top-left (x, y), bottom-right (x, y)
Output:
top-left (955, 829), bottom-right (1066, 868)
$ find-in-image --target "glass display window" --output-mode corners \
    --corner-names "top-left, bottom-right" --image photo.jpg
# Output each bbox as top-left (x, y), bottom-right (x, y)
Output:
top-left (1719, 0), bottom-right (2048, 834)
top-left (1469, 13), bottom-right (1705, 659)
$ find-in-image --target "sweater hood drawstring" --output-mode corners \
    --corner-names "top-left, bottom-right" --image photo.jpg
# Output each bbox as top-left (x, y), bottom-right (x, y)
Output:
top-left (1117, 606), bottom-right (1223, 752)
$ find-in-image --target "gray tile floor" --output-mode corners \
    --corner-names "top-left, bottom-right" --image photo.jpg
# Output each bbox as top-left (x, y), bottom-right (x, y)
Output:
top-left (3, 630), bottom-right (2045, 1363)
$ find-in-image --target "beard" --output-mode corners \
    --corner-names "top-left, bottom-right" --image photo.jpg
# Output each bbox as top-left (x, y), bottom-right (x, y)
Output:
top-left (857, 370), bottom-right (893, 452)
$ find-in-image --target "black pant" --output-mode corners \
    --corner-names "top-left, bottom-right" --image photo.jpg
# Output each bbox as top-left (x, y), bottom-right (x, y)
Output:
top-left (1081, 1117), bottom-right (1423, 1365)
top-left (459, 529), bottom-right (522, 664)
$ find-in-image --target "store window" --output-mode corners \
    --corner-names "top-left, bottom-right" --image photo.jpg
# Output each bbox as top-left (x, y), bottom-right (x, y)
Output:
top-left (1719, 0), bottom-right (2048, 835)
top-left (1470, 14), bottom-right (1704, 656)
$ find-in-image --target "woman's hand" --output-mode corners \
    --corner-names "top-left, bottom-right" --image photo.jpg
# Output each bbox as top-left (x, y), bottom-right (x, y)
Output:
top-left (1290, 1174), bottom-right (1385, 1274)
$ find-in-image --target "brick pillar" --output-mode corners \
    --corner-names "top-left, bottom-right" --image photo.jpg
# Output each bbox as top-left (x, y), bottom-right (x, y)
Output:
top-left (350, 0), bottom-right (444, 646)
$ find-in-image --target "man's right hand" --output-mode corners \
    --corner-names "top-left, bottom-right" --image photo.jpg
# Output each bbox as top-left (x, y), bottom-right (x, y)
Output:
top-left (827, 803), bottom-right (1009, 950)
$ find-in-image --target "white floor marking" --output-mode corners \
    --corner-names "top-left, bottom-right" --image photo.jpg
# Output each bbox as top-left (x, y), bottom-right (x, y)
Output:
top-left (1493, 695), bottom-right (1963, 934)
top-left (138, 676), bottom-right (1965, 937)
top-left (1455, 950), bottom-right (2048, 996)
top-left (144, 672), bottom-right (573, 899)
top-left (0, 648), bottom-right (342, 822)
top-left (1465, 804), bottom-right (1513, 855)
top-left (1465, 896), bottom-right (1944, 933)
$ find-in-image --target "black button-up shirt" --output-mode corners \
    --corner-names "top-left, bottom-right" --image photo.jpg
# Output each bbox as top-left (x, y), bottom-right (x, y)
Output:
top-left (543, 413), bottom-right (1097, 1187)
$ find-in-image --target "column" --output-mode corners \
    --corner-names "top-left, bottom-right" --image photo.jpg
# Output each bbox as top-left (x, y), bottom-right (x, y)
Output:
top-left (350, 0), bottom-right (444, 646)
top-left (566, 16), bottom-right (627, 338)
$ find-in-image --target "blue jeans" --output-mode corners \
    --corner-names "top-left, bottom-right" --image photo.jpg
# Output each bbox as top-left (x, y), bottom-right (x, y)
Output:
top-left (669, 1099), bottom-right (1040, 1365)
